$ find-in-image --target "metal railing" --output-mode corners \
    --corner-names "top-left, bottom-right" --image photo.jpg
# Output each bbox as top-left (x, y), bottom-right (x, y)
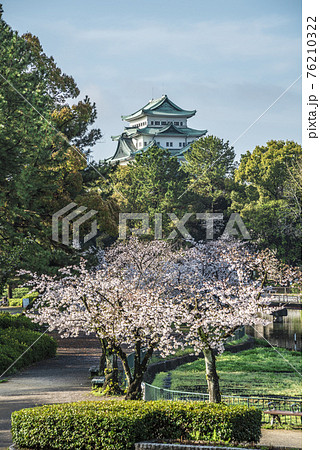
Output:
top-left (126, 349), bottom-right (147, 372)
top-left (123, 327), bottom-right (245, 383)
top-left (268, 294), bottom-right (302, 304)
top-left (143, 383), bottom-right (209, 402)
top-left (142, 383), bottom-right (302, 425)
top-left (263, 287), bottom-right (301, 295)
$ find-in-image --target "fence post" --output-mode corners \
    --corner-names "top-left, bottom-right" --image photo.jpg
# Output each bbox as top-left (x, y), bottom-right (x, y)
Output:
top-left (142, 382), bottom-right (146, 400)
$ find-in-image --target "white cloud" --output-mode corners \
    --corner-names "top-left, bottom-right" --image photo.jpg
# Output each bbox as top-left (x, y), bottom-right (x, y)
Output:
top-left (62, 16), bottom-right (299, 65)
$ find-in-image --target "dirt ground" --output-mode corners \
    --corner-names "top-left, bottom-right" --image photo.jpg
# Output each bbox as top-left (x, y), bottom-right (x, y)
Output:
top-left (259, 429), bottom-right (301, 448)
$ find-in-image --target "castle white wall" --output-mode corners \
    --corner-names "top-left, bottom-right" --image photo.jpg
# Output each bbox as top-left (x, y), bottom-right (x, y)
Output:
top-left (128, 115), bottom-right (188, 129)
top-left (134, 135), bottom-right (195, 150)
top-left (126, 114), bottom-right (198, 151)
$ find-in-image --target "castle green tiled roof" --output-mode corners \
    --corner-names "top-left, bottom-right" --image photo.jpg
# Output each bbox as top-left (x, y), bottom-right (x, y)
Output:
top-left (109, 95), bottom-right (206, 164)
top-left (109, 136), bottom-right (137, 161)
top-left (112, 124), bottom-right (207, 141)
top-left (108, 138), bottom-right (193, 163)
top-left (111, 127), bottom-right (137, 141)
top-left (121, 95), bottom-right (196, 121)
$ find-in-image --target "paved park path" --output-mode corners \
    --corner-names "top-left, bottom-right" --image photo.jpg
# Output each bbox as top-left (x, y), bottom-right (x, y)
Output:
top-left (0, 331), bottom-right (302, 449)
top-left (0, 332), bottom-right (105, 448)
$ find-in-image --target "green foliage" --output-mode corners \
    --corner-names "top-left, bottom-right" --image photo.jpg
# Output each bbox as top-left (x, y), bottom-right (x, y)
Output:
top-left (12, 287), bottom-right (31, 299)
top-left (149, 346), bottom-right (194, 364)
top-left (0, 8), bottom-right (118, 294)
top-left (235, 199), bottom-right (302, 264)
top-left (0, 312), bottom-right (39, 330)
top-left (8, 288), bottom-right (39, 307)
top-left (11, 400), bottom-right (262, 448)
top-left (0, 312), bottom-right (56, 375)
top-left (112, 145), bottom-right (192, 237)
top-left (231, 140), bottom-right (302, 264)
top-left (8, 298), bottom-right (22, 307)
top-left (183, 135), bottom-right (235, 211)
top-left (234, 140), bottom-right (301, 201)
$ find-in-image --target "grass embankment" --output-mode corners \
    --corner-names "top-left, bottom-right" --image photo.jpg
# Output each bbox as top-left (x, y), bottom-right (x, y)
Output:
top-left (0, 312), bottom-right (57, 376)
top-left (153, 346), bottom-right (302, 398)
top-left (149, 334), bottom-right (249, 365)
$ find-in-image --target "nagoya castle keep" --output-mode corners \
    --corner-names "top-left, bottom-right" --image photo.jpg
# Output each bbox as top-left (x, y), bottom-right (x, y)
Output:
top-left (109, 95), bottom-right (207, 164)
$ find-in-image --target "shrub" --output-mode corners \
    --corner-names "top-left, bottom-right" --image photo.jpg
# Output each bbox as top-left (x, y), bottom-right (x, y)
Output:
top-left (9, 289), bottom-right (38, 307)
top-left (12, 287), bottom-right (31, 299)
top-left (11, 400), bottom-right (262, 449)
top-left (0, 313), bottom-right (56, 375)
top-left (8, 298), bottom-right (22, 307)
top-left (0, 312), bottom-right (39, 330)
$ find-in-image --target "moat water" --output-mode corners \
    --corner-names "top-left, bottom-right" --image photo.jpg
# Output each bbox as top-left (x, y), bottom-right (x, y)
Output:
top-left (246, 308), bottom-right (302, 351)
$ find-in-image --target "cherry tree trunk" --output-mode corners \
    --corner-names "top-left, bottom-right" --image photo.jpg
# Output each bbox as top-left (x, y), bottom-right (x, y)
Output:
top-left (98, 338), bottom-right (109, 374)
top-left (102, 355), bottom-right (122, 394)
top-left (99, 352), bottom-right (106, 374)
top-left (124, 344), bottom-right (153, 400)
top-left (203, 347), bottom-right (221, 403)
top-left (125, 372), bottom-right (144, 400)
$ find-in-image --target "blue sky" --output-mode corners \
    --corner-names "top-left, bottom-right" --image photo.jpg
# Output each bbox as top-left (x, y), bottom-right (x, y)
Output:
top-left (3, 0), bottom-right (302, 161)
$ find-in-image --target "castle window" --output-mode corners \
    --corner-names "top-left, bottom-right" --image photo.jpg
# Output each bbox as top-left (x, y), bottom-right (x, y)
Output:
top-left (151, 121), bottom-right (154, 125)
top-left (161, 121), bottom-right (166, 125)
top-left (174, 122), bottom-right (179, 125)
top-left (155, 121), bottom-right (160, 125)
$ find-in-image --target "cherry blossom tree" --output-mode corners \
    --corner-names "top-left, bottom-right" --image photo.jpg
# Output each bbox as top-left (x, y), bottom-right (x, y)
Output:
top-left (175, 239), bottom-right (301, 402)
top-left (23, 237), bottom-right (301, 402)
top-left (24, 238), bottom-right (184, 400)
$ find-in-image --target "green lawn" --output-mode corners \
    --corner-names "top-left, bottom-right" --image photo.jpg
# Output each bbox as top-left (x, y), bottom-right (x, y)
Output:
top-left (153, 347), bottom-right (302, 398)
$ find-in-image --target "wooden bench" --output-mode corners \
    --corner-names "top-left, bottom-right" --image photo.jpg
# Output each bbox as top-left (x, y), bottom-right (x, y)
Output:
top-left (263, 402), bottom-right (302, 425)
top-left (91, 376), bottom-right (105, 388)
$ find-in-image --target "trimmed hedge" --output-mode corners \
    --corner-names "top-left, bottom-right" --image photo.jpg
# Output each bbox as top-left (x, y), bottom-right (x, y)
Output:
top-left (8, 297), bottom-right (22, 307)
top-left (8, 289), bottom-right (39, 307)
top-left (11, 400), bottom-right (262, 449)
top-left (12, 287), bottom-right (32, 298)
top-left (0, 313), bottom-right (56, 375)
top-left (0, 312), bottom-right (39, 330)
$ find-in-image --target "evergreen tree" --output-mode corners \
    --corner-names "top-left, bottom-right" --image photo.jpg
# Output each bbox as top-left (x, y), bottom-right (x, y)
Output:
top-left (0, 6), bottom-right (117, 294)
top-left (112, 145), bottom-right (191, 238)
top-left (182, 135), bottom-right (236, 211)
top-left (231, 140), bottom-right (302, 265)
